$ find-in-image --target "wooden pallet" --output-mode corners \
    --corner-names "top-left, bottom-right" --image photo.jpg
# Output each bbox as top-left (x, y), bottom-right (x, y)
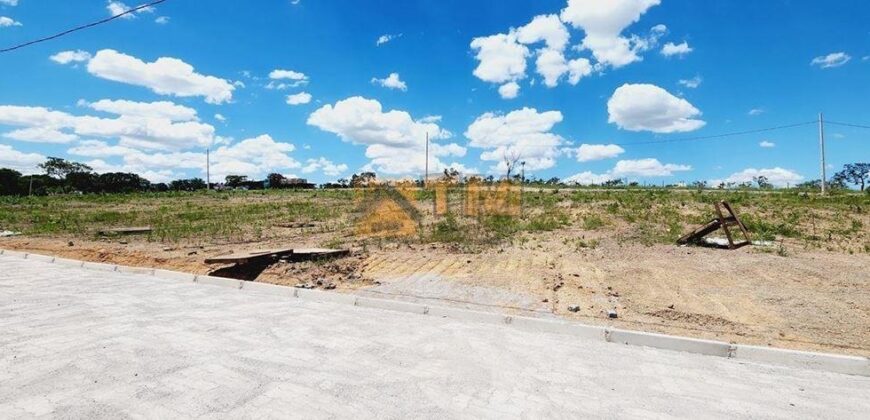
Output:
top-left (677, 201), bottom-right (751, 249)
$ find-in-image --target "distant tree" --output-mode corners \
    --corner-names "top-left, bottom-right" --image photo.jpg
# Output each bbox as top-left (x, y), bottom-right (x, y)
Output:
top-left (19, 175), bottom-right (59, 196)
top-left (833, 163), bottom-right (869, 191)
top-left (754, 176), bottom-right (772, 189)
top-left (98, 172), bottom-right (151, 193)
top-left (65, 171), bottom-right (99, 193)
top-left (266, 173), bottom-right (286, 188)
top-left (442, 168), bottom-right (460, 182)
top-left (225, 175), bottom-right (248, 188)
top-left (545, 177), bottom-right (561, 185)
top-left (39, 157), bottom-right (92, 179)
top-left (336, 178), bottom-right (349, 188)
top-left (170, 178), bottom-right (207, 191)
top-left (503, 151), bottom-right (521, 179)
top-left (350, 172), bottom-right (376, 187)
top-left (152, 183), bottom-right (169, 193)
top-left (691, 180), bottom-right (707, 190)
top-left (0, 169), bottom-right (22, 196)
top-left (603, 179), bottom-right (623, 188)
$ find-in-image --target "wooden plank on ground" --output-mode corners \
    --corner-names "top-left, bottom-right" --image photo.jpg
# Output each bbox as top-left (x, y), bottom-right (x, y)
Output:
top-left (677, 220), bottom-right (721, 244)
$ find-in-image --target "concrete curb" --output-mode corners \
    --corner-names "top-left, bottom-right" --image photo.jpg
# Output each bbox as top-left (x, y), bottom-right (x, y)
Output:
top-left (607, 328), bottom-right (733, 357)
top-left (2, 249), bottom-right (868, 377)
top-left (734, 344), bottom-right (870, 377)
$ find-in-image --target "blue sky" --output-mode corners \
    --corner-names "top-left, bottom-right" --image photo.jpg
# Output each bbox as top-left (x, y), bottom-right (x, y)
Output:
top-left (0, 0), bottom-right (867, 186)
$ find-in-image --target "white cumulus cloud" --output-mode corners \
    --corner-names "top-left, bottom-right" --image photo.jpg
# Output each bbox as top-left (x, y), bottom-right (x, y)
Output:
top-left (759, 140), bottom-right (775, 148)
top-left (678, 75), bottom-right (702, 89)
top-left (810, 52), bottom-right (851, 69)
top-left (713, 168), bottom-right (803, 187)
top-left (0, 144), bottom-right (45, 174)
top-left (661, 41), bottom-right (692, 57)
top-left (465, 107), bottom-right (564, 172)
top-left (308, 96), bottom-right (463, 175)
top-left (607, 83), bottom-right (705, 133)
top-left (3, 127), bottom-right (79, 144)
top-left (302, 157), bottom-right (349, 177)
top-left (50, 50), bottom-right (92, 64)
top-left (612, 158), bottom-right (691, 176)
top-left (87, 49), bottom-right (235, 104)
top-left (371, 73), bottom-right (407, 91)
top-left (106, 1), bottom-right (154, 19)
top-left (0, 16), bottom-right (21, 27)
top-left (470, 31), bottom-right (530, 85)
top-left (574, 144), bottom-right (625, 162)
top-left (560, 0), bottom-right (662, 68)
top-left (376, 33), bottom-right (402, 46)
top-left (286, 92), bottom-right (312, 105)
top-left (564, 171), bottom-right (615, 185)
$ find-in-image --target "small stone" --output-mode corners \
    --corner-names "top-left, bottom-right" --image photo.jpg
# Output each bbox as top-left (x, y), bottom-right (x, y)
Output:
top-left (67, 241), bottom-right (74, 247)
top-left (668, 304), bottom-right (675, 310)
top-left (542, 298), bottom-right (549, 303)
top-left (119, 241), bottom-right (128, 245)
top-left (324, 283), bottom-right (336, 290)
top-left (607, 309), bottom-right (618, 319)
top-left (567, 305), bottom-right (581, 313)
top-left (187, 251), bottom-right (198, 256)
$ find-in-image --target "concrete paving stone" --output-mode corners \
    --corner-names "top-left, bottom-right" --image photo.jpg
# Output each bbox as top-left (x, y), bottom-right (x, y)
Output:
top-left (1, 254), bottom-right (869, 419)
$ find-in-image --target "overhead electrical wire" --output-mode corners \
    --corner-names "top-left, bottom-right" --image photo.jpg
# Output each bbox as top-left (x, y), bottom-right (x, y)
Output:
top-left (0, 0), bottom-right (170, 54)
top-left (826, 121), bottom-right (870, 130)
top-left (612, 121), bottom-right (817, 146)
top-left (489, 120), bottom-right (818, 149)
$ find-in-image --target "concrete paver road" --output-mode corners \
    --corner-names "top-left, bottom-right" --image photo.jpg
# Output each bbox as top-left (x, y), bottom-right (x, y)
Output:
top-left (1, 255), bottom-right (868, 418)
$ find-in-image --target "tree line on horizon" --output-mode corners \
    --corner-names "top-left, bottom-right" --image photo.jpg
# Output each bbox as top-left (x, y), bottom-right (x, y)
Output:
top-left (0, 157), bottom-right (867, 196)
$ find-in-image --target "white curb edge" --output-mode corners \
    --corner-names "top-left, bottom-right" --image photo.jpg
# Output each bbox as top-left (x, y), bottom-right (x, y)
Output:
top-left (2, 249), bottom-right (867, 377)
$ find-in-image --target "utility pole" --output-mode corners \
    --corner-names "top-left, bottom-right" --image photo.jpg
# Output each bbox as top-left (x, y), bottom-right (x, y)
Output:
top-left (424, 132), bottom-right (429, 187)
top-left (206, 148), bottom-right (211, 190)
top-left (28, 174), bottom-right (33, 196)
top-left (818, 113), bottom-right (827, 195)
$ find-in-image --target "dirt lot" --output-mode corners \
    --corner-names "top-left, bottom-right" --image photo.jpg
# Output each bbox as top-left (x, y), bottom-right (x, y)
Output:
top-left (1, 187), bottom-right (868, 356)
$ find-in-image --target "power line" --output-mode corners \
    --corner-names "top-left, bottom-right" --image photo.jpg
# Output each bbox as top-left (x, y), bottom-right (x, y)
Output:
top-left (613, 121), bottom-right (817, 146)
top-left (826, 121), bottom-right (870, 130)
top-left (0, 0), bottom-right (170, 54)
top-left (495, 120), bottom-right (817, 149)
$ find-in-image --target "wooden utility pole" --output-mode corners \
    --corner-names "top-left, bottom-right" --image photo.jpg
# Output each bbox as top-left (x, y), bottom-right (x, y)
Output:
top-left (818, 113), bottom-right (827, 195)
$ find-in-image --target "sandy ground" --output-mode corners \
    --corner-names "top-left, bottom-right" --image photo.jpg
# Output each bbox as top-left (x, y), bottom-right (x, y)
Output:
top-left (3, 232), bottom-right (868, 358)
